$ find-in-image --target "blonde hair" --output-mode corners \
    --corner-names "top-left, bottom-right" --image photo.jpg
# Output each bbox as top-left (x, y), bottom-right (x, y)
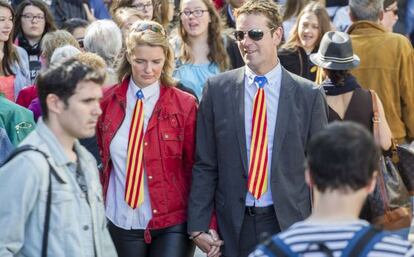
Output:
top-left (282, 2), bottom-right (331, 51)
top-left (75, 52), bottom-right (107, 71)
top-left (118, 20), bottom-right (176, 86)
top-left (178, 0), bottom-right (229, 71)
top-left (113, 7), bottom-right (143, 29)
top-left (41, 30), bottom-right (80, 64)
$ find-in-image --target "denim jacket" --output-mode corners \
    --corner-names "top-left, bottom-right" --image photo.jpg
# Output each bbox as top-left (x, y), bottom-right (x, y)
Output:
top-left (12, 46), bottom-right (31, 100)
top-left (0, 118), bottom-right (117, 257)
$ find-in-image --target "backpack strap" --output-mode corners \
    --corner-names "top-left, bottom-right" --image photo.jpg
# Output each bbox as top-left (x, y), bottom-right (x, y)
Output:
top-left (2, 145), bottom-right (65, 257)
top-left (263, 236), bottom-right (298, 257)
top-left (341, 225), bottom-right (382, 257)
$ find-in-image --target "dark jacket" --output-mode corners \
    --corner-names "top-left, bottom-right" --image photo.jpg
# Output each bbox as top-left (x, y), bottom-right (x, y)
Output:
top-left (278, 46), bottom-right (317, 82)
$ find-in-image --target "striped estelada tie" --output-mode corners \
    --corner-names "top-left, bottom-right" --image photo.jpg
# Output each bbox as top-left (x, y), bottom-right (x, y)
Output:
top-left (247, 76), bottom-right (269, 200)
top-left (125, 89), bottom-right (145, 209)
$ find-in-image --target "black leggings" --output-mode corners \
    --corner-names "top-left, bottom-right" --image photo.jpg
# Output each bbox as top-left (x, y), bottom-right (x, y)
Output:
top-left (108, 221), bottom-right (195, 257)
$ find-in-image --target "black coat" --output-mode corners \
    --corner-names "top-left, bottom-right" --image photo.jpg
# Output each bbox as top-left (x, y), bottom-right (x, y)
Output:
top-left (278, 46), bottom-right (317, 82)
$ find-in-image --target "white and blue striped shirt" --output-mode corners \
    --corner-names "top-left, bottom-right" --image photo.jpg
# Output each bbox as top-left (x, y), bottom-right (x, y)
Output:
top-left (249, 220), bottom-right (414, 257)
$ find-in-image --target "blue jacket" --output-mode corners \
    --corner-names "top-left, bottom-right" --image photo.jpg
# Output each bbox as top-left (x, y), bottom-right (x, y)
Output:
top-left (12, 46), bottom-right (31, 100)
top-left (0, 118), bottom-right (118, 257)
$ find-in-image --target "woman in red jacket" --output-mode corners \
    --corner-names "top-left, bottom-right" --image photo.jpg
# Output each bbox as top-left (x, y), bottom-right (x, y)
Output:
top-left (96, 20), bottom-right (197, 257)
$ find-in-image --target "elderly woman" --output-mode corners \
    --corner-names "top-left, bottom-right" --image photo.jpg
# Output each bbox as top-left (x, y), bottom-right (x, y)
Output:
top-left (97, 20), bottom-right (197, 257)
top-left (84, 20), bottom-right (122, 86)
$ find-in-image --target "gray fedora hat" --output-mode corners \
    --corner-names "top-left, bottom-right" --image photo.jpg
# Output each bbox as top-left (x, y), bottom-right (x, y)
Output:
top-left (310, 31), bottom-right (360, 70)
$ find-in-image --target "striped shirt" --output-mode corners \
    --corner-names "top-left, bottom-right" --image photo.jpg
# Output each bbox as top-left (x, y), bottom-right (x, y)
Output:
top-left (249, 220), bottom-right (414, 257)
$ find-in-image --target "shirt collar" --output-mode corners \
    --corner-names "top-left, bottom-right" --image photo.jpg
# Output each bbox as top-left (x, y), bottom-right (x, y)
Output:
top-left (245, 60), bottom-right (282, 88)
top-left (36, 117), bottom-right (80, 166)
top-left (128, 78), bottom-right (160, 100)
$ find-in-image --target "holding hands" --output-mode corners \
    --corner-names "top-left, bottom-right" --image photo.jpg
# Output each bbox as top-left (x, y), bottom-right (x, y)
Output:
top-left (191, 229), bottom-right (224, 257)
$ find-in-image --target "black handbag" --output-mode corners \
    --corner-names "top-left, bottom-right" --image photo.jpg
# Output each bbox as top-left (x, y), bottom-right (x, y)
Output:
top-left (396, 144), bottom-right (414, 195)
top-left (368, 90), bottom-right (412, 230)
top-left (1, 145), bottom-right (65, 257)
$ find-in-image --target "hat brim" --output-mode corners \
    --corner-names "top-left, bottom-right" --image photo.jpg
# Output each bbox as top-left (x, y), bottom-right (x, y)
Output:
top-left (309, 53), bottom-right (360, 70)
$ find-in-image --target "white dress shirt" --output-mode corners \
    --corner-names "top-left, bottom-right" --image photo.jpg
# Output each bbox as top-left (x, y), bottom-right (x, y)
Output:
top-left (106, 78), bottom-right (160, 229)
top-left (244, 62), bottom-right (282, 207)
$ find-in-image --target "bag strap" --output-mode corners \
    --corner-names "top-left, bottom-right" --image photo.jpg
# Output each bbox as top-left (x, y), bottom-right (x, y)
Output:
top-left (341, 225), bottom-right (381, 257)
top-left (1, 145), bottom-right (64, 257)
top-left (263, 237), bottom-right (297, 257)
top-left (369, 90), bottom-right (390, 213)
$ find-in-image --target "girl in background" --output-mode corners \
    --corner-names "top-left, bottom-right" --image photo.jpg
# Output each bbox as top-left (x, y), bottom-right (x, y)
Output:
top-left (0, 0), bottom-right (30, 101)
top-left (279, 2), bottom-right (331, 82)
top-left (13, 0), bottom-right (56, 83)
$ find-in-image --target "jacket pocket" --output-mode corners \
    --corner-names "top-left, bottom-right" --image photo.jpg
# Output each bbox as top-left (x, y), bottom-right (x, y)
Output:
top-left (37, 190), bottom-right (73, 230)
top-left (161, 128), bottom-right (184, 157)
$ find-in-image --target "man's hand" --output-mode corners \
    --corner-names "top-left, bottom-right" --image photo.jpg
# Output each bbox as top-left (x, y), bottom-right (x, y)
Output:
top-left (191, 229), bottom-right (224, 257)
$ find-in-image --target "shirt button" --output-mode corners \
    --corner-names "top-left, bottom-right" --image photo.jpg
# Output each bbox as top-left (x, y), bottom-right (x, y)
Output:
top-left (80, 193), bottom-right (86, 198)
top-left (164, 134), bottom-right (169, 139)
top-left (83, 225), bottom-right (89, 231)
top-left (148, 175), bottom-right (153, 180)
top-left (153, 209), bottom-right (157, 214)
top-left (144, 142), bottom-right (148, 146)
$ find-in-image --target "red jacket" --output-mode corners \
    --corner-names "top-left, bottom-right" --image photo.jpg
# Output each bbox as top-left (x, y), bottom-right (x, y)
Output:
top-left (96, 78), bottom-right (197, 241)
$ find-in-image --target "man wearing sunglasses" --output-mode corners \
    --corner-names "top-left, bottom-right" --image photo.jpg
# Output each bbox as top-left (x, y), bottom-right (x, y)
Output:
top-left (187, 1), bottom-right (328, 257)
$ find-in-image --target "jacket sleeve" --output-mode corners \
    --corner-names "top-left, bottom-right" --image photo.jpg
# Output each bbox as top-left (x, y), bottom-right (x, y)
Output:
top-left (0, 153), bottom-right (42, 256)
top-left (187, 79), bottom-right (218, 233)
top-left (399, 40), bottom-right (414, 140)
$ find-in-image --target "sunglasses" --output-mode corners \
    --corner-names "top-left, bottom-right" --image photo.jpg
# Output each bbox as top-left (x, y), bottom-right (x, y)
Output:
top-left (132, 23), bottom-right (166, 36)
top-left (233, 28), bottom-right (274, 41)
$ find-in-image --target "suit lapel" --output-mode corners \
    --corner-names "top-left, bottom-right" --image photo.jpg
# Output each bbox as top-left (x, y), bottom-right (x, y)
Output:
top-left (231, 68), bottom-right (249, 173)
top-left (271, 68), bottom-right (295, 173)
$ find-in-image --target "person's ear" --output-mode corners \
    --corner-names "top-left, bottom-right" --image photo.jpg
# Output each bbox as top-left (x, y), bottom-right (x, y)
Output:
top-left (272, 26), bottom-right (283, 46)
top-left (378, 10), bottom-right (384, 22)
top-left (46, 94), bottom-right (65, 116)
top-left (348, 8), bottom-right (355, 22)
top-left (305, 168), bottom-right (314, 188)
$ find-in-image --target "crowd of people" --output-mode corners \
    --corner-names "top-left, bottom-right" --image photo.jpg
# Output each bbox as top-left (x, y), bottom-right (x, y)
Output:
top-left (0, 0), bottom-right (413, 256)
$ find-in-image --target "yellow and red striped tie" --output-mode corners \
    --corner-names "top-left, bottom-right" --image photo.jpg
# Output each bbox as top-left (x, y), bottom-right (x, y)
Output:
top-left (125, 89), bottom-right (145, 209)
top-left (247, 76), bottom-right (269, 199)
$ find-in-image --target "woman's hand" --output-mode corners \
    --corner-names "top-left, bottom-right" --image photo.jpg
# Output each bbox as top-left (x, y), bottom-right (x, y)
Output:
top-left (191, 230), bottom-right (223, 257)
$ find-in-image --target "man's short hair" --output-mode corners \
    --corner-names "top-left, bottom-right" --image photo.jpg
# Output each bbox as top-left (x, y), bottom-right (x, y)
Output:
top-left (349, 0), bottom-right (384, 22)
top-left (234, 0), bottom-right (282, 29)
top-left (37, 58), bottom-right (105, 120)
top-left (306, 121), bottom-right (380, 193)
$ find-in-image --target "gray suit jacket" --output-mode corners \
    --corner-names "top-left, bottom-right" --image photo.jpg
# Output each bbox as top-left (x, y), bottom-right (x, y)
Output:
top-left (188, 67), bottom-right (328, 256)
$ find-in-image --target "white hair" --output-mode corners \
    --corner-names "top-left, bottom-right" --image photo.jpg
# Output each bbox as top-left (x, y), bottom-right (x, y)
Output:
top-left (83, 20), bottom-right (123, 67)
top-left (50, 45), bottom-right (82, 64)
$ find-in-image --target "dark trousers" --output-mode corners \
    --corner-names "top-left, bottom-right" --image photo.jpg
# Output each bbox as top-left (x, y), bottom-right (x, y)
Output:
top-left (108, 221), bottom-right (195, 257)
top-left (238, 206), bottom-right (281, 257)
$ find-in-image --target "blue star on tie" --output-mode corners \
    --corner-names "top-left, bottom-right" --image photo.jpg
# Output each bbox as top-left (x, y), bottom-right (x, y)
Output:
top-left (136, 90), bottom-right (144, 99)
top-left (254, 76), bottom-right (267, 88)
